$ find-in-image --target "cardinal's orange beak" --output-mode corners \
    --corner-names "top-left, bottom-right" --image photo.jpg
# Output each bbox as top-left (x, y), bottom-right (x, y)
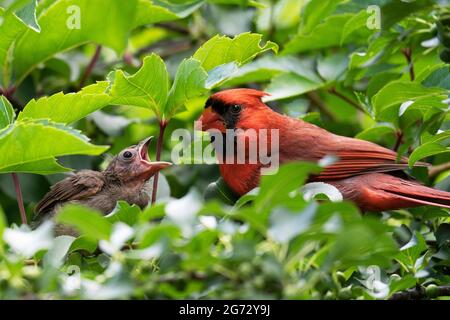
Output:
top-left (196, 107), bottom-right (225, 132)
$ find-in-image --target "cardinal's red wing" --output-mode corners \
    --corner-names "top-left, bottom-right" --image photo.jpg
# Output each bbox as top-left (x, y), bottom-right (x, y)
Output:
top-left (279, 118), bottom-right (427, 180)
top-left (313, 135), bottom-right (428, 180)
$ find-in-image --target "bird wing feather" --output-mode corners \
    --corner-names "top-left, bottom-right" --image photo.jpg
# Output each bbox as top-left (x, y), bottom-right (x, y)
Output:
top-left (35, 170), bottom-right (105, 214)
top-left (279, 118), bottom-right (428, 181)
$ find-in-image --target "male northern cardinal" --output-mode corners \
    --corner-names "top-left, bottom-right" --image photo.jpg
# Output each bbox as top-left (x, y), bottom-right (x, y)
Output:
top-left (34, 137), bottom-right (171, 235)
top-left (198, 88), bottom-right (450, 212)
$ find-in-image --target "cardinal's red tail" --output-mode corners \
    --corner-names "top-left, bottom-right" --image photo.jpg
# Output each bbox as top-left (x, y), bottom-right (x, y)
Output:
top-left (382, 183), bottom-right (450, 209)
top-left (330, 173), bottom-right (450, 212)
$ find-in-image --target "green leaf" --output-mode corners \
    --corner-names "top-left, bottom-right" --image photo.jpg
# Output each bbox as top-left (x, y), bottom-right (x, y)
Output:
top-left (0, 95), bottom-right (15, 129)
top-left (389, 274), bottom-right (416, 296)
top-left (300, 0), bottom-right (343, 34)
top-left (316, 53), bottom-right (348, 82)
top-left (0, 9), bottom-right (27, 87)
top-left (164, 58), bottom-right (208, 119)
top-left (268, 203), bottom-right (317, 244)
top-left (14, 0), bottom-right (40, 32)
top-left (381, 0), bottom-right (434, 30)
top-left (372, 81), bottom-right (448, 121)
top-left (139, 224), bottom-right (181, 249)
top-left (13, 0), bottom-right (139, 84)
top-left (69, 235), bottom-right (97, 254)
top-left (204, 177), bottom-right (238, 205)
top-left (205, 62), bottom-right (239, 89)
top-left (326, 219), bottom-right (397, 269)
top-left (3, 157), bottom-right (71, 174)
top-left (0, 120), bottom-right (108, 174)
top-left (422, 66), bottom-right (450, 90)
top-left (283, 14), bottom-right (366, 54)
top-left (396, 231), bottom-right (427, 270)
top-left (43, 235), bottom-right (75, 268)
top-left (56, 204), bottom-right (112, 240)
top-left (0, 203), bottom-right (6, 248)
top-left (18, 82), bottom-right (111, 124)
top-left (340, 10), bottom-right (370, 45)
top-left (105, 201), bottom-right (141, 226)
top-left (133, 0), bottom-right (204, 28)
top-left (255, 162), bottom-right (322, 211)
top-left (108, 54), bottom-right (169, 118)
top-left (436, 224), bottom-right (450, 247)
top-left (355, 124), bottom-right (396, 142)
top-left (193, 32), bottom-right (278, 71)
top-left (264, 72), bottom-right (324, 101)
top-left (226, 55), bottom-right (319, 86)
top-left (409, 131), bottom-right (450, 167)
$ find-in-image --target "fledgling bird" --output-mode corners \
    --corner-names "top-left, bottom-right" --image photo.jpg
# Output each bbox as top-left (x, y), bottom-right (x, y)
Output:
top-left (197, 88), bottom-right (450, 212)
top-left (34, 137), bottom-right (171, 235)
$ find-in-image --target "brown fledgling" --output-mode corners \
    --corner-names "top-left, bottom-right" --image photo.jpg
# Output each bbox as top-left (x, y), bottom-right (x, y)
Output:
top-left (34, 137), bottom-right (171, 235)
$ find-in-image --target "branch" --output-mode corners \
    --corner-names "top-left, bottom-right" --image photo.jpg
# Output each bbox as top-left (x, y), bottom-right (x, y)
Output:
top-left (78, 45), bottom-right (102, 90)
top-left (136, 39), bottom-right (192, 59)
top-left (1, 86), bottom-right (23, 110)
top-left (391, 49), bottom-right (415, 153)
top-left (306, 91), bottom-right (337, 121)
top-left (401, 47), bottom-right (415, 81)
top-left (429, 162), bottom-right (450, 178)
top-left (392, 130), bottom-right (404, 152)
top-left (151, 120), bottom-right (168, 205)
top-left (390, 285), bottom-right (450, 300)
top-left (154, 22), bottom-right (190, 35)
top-left (11, 173), bottom-right (27, 225)
top-left (328, 87), bottom-right (366, 113)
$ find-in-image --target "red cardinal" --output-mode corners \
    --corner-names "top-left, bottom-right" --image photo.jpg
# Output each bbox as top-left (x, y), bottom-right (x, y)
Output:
top-left (197, 88), bottom-right (450, 212)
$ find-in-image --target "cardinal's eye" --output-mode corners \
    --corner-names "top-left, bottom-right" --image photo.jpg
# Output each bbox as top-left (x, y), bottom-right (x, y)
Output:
top-left (123, 151), bottom-right (133, 159)
top-left (231, 104), bottom-right (242, 114)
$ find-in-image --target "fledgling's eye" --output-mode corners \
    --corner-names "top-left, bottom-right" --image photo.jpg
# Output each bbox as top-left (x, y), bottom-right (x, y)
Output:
top-left (231, 104), bottom-right (242, 114)
top-left (122, 151), bottom-right (134, 159)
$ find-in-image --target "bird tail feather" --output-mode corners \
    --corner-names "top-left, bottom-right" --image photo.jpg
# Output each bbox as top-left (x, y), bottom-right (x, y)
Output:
top-left (384, 184), bottom-right (450, 209)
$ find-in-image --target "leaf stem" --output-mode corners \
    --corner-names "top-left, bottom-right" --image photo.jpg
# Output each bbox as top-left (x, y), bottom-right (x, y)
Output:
top-left (429, 162), bottom-right (450, 178)
top-left (78, 45), bottom-right (102, 90)
top-left (151, 120), bottom-right (168, 205)
top-left (306, 91), bottom-right (337, 121)
top-left (328, 87), bottom-right (366, 113)
top-left (11, 173), bottom-right (27, 225)
top-left (393, 130), bottom-right (404, 152)
top-left (154, 22), bottom-right (190, 35)
top-left (401, 47), bottom-right (415, 81)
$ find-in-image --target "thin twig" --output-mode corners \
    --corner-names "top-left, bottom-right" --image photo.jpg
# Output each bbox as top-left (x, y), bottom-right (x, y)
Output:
top-left (3, 89), bottom-right (26, 224)
top-left (151, 120), bottom-right (168, 205)
top-left (154, 22), bottom-right (190, 35)
top-left (328, 87), bottom-right (366, 113)
top-left (401, 47), bottom-right (415, 81)
top-left (393, 130), bottom-right (404, 152)
top-left (11, 173), bottom-right (27, 225)
top-left (136, 39), bottom-right (192, 59)
top-left (390, 285), bottom-right (450, 300)
top-left (1, 86), bottom-right (22, 110)
top-left (266, 0), bottom-right (276, 39)
top-left (429, 162), bottom-right (450, 178)
top-left (392, 48), bottom-right (415, 153)
top-left (306, 91), bottom-right (337, 121)
top-left (78, 45), bottom-right (102, 90)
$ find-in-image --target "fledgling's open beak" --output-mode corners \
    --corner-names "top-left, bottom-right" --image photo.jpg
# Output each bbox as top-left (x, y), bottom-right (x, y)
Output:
top-left (137, 137), bottom-right (172, 177)
top-left (196, 107), bottom-right (225, 132)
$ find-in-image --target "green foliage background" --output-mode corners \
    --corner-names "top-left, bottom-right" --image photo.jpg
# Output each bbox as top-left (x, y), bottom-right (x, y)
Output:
top-left (0, 0), bottom-right (449, 299)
